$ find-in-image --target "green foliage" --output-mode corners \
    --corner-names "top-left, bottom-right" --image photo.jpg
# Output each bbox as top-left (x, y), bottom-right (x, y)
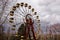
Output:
top-left (18, 24), bottom-right (26, 35)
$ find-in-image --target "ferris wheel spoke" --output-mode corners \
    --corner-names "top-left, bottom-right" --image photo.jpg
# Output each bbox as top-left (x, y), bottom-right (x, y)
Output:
top-left (25, 7), bottom-right (28, 13)
top-left (14, 13), bottom-right (24, 17)
top-left (18, 8), bottom-right (25, 15)
top-left (15, 9), bottom-right (25, 17)
top-left (22, 7), bottom-right (29, 15)
top-left (27, 7), bottom-right (30, 14)
top-left (22, 7), bottom-right (26, 13)
top-left (19, 7), bottom-right (27, 16)
top-left (29, 9), bottom-right (32, 15)
top-left (20, 2), bottom-right (27, 15)
top-left (28, 8), bottom-right (30, 14)
top-left (22, 7), bottom-right (28, 14)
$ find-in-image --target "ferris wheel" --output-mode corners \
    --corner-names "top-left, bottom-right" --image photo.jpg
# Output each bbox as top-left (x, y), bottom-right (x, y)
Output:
top-left (1, 2), bottom-right (41, 40)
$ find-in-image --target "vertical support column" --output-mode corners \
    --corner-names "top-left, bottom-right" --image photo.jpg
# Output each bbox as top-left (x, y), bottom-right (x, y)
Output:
top-left (25, 14), bottom-right (36, 40)
top-left (30, 19), bottom-right (36, 40)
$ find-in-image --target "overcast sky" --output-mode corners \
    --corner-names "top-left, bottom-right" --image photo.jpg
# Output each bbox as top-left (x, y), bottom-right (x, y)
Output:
top-left (14, 0), bottom-right (60, 25)
top-left (0, 0), bottom-right (60, 34)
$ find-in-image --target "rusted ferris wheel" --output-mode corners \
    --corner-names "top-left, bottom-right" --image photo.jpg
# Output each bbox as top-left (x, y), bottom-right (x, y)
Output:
top-left (1, 2), bottom-right (41, 40)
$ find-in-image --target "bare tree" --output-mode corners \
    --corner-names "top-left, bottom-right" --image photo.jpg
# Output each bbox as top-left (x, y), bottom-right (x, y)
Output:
top-left (0, 0), bottom-right (8, 21)
top-left (0, 0), bottom-right (9, 40)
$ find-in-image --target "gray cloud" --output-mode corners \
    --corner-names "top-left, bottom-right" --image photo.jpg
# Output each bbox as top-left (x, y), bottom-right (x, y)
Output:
top-left (38, 0), bottom-right (60, 25)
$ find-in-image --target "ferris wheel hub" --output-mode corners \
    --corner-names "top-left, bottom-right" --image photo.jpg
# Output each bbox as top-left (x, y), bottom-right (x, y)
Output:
top-left (26, 14), bottom-right (32, 20)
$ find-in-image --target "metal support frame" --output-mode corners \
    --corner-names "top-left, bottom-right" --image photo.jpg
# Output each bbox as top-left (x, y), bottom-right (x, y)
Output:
top-left (25, 14), bottom-right (36, 40)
